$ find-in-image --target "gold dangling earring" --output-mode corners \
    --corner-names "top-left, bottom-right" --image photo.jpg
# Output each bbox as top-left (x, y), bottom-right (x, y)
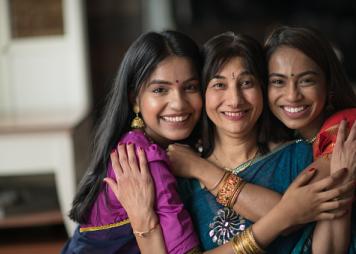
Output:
top-left (131, 105), bottom-right (145, 129)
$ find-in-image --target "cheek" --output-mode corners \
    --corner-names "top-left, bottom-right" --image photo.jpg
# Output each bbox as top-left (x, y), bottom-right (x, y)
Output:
top-left (205, 92), bottom-right (219, 114)
top-left (250, 90), bottom-right (264, 116)
top-left (140, 97), bottom-right (162, 117)
top-left (267, 87), bottom-right (280, 111)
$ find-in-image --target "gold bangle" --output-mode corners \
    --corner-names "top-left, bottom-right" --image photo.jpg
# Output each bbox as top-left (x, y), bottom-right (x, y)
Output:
top-left (207, 171), bottom-right (228, 192)
top-left (133, 223), bottom-right (159, 238)
top-left (229, 181), bottom-right (247, 208)
top-left (231, 227), bottom-right (265, 254)
top-left (216, 173), bottom-right (245, 207)
top-left (246, 227), bottom-right (265, 253)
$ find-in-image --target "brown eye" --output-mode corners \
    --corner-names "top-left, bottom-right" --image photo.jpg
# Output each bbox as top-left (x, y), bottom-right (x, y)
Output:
top-left (269, 79), bottom-right (284, 87)
top-left (212, 82), bottom-right (225, 89)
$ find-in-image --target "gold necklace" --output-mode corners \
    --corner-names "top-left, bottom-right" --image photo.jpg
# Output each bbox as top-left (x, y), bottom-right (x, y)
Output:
top-left (212, 148), bottom-right (259, 173)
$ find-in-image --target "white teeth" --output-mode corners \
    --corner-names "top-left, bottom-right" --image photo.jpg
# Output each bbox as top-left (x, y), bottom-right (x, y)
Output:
top-left (283, 106), bottom-right (306, 113)
top-left (224, 111), bottom-right (244, 117)
top-left (162, 115), bottom-right (189, 122)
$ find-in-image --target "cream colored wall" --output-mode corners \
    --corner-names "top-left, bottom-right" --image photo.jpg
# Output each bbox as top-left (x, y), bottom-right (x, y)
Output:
top-left (0, 0), bottom-right (90, 114)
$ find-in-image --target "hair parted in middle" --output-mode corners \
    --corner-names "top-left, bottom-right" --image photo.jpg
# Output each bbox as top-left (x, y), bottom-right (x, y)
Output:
top-left (200, 31), bottom-right (271, 157)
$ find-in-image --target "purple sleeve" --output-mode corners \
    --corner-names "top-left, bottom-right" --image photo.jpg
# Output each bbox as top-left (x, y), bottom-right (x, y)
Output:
top-left (149, 159), bottom-right (199, 254)
top-left (120, 131), bottom-right (199, 253)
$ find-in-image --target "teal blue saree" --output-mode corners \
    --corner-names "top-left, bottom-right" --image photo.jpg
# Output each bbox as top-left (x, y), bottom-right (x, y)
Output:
top-left (178, 141), bottom-right (314, 253)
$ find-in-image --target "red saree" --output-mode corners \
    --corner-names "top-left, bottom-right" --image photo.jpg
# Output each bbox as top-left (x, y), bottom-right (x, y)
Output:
top-left (313, 108), bottom-right (356, 160)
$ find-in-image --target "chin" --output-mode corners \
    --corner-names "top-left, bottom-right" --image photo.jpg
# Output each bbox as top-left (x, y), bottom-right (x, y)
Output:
top-left (165, 132), bottom-right (191, 142)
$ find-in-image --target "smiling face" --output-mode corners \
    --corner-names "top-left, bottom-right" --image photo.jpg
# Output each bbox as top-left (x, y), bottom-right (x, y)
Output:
top-left (205, 56), bottom-right (263, 139)
top-left (267, 46), bottom-right (327, 138)
top-left (136, 55), bottom-right (202, 146)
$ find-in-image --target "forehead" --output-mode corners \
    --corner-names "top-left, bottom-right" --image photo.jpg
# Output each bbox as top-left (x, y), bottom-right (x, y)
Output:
top-left (148, 56), bottom-right (196, 80)
top-left (217, 56), bottom-right (248, 74)
top-left (268, 46), bottom-right (321, 74)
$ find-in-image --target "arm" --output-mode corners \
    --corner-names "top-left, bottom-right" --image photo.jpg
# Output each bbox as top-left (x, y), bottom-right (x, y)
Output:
top-left (106, 144), bottom-right (353, 254)
top-left (167, 144), bottom-right (331, 222)
top-left (312, 120), bottom-right (356, 254)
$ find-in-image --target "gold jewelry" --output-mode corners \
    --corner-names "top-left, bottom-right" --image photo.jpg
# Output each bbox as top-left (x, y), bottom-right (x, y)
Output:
top-left (131, 105), bottom-right (145, 129)
top-left (232, 227), bottom-right (265, 254)
top-left (133, 223), bottom-right (159, 238)
top-left (206, 171), bottom-right (228, 192)
top-left (216, 173), bottom-right (246, 208)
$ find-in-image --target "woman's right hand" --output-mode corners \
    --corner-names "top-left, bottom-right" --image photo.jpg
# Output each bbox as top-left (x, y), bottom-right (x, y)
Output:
top-left (277, 167), bottom-right (354, 226)
top-left (330, 120), bottom-right (356, 180)
top-left (104, 143), bottom-right (158, 231)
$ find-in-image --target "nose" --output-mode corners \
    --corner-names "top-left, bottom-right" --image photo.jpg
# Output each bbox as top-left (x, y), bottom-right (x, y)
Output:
top-left (227, 86), bottom-right (244, 107)
top-left (169, 90), bottom-right (187, 110)
top-left (285, 81), bottom-right (302, 102)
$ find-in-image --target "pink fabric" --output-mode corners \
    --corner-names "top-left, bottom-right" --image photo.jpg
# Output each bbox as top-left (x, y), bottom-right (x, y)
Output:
top-left (82, 130), bottom-right (199, 253)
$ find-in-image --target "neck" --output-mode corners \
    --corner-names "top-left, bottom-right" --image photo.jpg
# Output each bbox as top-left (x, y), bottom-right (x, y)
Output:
top-left (211, 129), bottom-right (259, 169)
top-left (298, 115), bottom-right (324, 140)
top-left (143, 128), bottom-right (171, 148)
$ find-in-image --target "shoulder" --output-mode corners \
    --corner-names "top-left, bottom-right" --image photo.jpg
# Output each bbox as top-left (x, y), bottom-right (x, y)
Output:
top-left (268, 140), bottom-right (312, 156)
top-left (119, 130), bottom-right (169, 164)
top-left (322, 108), bottom-right (356, 130)
top-left (314, 108), bottom-right (356, 159)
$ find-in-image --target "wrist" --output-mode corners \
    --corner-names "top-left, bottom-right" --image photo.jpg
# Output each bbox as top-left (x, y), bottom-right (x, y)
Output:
top-left (272, 202), bottom-right (294, 231)
top-left (189, 158), bottom-right (208, 178)
top-left (129, 210), bottom-right (159, 232)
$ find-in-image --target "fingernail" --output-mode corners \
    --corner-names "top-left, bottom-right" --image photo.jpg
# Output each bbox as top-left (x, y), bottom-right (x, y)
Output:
top-left (118, 142), bottom-right (123, 146)
top-left (308, 167), bottom-right (316, 172)
top-left (127, 142), bottom-right (132, 145)
top-left (136, 146), bottom-right (142, 152)
top-left (111, 149), bottom-right (116, 154)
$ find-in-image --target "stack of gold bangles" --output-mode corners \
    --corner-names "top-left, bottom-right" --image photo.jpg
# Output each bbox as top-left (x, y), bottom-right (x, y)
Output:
top-left (232, 227), bottom-right (265, 254)
top-left (216, 172), bottom-right (246, 208)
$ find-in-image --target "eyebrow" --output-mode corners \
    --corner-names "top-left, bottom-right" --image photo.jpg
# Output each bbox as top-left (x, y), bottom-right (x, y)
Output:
top-left (211, 70), bottom-right (251, 80)
top-left (147, 77), bottom-right (198, 86)
top-left (269, 70), bottom-right (320, 78)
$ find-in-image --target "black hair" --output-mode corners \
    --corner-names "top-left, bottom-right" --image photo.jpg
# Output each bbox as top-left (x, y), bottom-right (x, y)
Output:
top-left (264, 26), bottom-right (356, 138)
top-left (69, 31), bottom-right (202, 224)
top-left (200, 31), bottom-right (270, 157)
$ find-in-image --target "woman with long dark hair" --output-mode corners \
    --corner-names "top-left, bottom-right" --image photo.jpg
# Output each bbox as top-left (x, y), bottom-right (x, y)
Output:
top-left (62, 30), bottom-right (203, 254)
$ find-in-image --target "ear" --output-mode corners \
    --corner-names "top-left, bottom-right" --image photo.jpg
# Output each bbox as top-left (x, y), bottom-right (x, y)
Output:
top-left (129, 92), bottom-right (139, 109)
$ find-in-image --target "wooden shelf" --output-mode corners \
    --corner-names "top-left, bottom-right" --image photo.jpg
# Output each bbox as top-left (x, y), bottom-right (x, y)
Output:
top-left (0, 209), bottom-right (63, 229)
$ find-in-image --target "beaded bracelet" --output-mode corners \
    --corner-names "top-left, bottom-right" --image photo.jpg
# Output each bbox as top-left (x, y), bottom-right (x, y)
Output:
top-left (216, 173), bottom-right (245, 207)
top-left (133, 223), bottom-right (159, 238)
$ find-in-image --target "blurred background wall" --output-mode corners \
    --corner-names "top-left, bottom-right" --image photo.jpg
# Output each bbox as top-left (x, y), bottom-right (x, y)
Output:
top-left (0, 0), bottom-right (355, 252)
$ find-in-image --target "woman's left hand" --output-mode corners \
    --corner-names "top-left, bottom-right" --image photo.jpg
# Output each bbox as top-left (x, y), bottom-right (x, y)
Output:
top-left (104, 143), bottom-right (158, 230)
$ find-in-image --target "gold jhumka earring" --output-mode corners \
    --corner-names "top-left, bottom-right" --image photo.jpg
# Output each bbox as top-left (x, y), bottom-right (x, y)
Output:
top-left (131, 105), bottom-right (145, 129)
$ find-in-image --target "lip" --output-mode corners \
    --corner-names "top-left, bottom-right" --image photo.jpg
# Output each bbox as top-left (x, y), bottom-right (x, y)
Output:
top-left (280, 105), bottom-right (311, 119)
top-left (221, 110), bottom-right (249, 121)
